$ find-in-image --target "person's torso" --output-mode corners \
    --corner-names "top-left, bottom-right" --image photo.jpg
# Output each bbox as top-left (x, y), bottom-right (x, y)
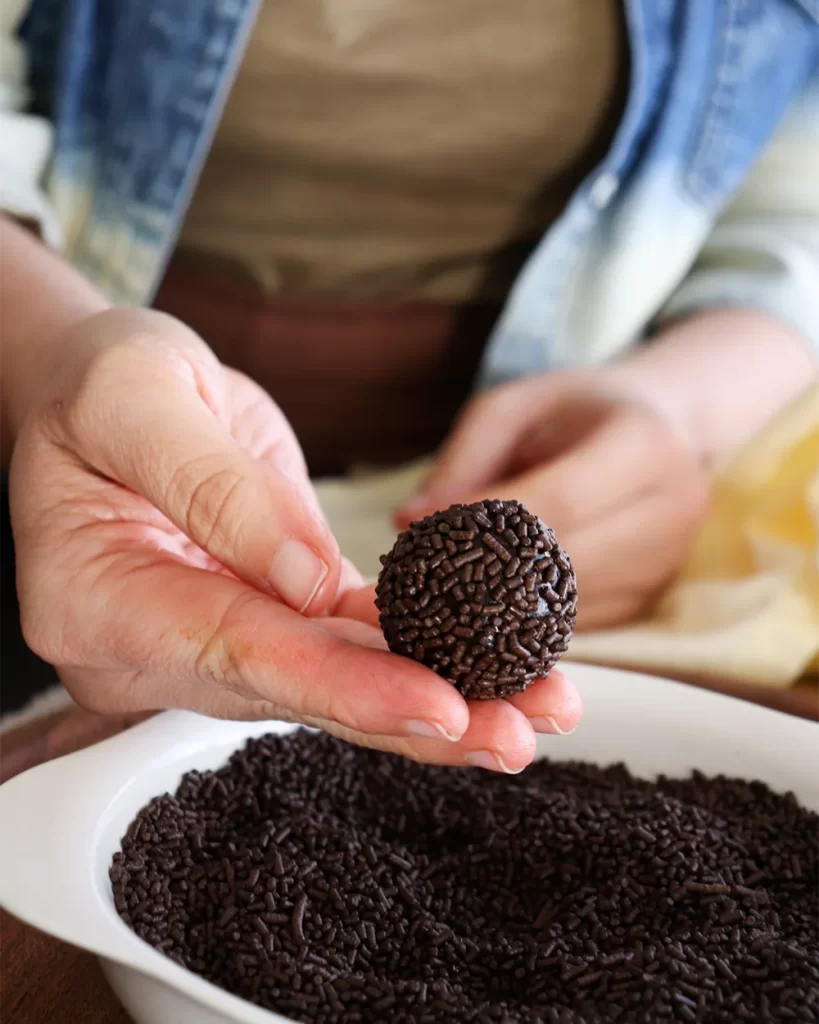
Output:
top-left (178, 0), bottom-right (625, 305)
top-left (19, 0), bottom-right (819, 382)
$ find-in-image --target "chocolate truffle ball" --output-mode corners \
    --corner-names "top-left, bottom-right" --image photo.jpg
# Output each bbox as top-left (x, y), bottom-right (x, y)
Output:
top-left (375, 500), bottom-right (577, 699)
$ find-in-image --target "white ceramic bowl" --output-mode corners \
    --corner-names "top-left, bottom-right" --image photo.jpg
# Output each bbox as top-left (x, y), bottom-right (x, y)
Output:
top-left (1, 664), bottom-right (817, 1024)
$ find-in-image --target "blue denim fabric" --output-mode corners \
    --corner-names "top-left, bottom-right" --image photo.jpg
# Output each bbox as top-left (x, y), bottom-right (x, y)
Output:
top-left (18, 0), bottom-right (819, 384)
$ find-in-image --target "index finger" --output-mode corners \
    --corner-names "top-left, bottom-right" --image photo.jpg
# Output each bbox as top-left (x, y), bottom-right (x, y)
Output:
top-left (426, 400), bottom-right (679, 535)
top-left (60, 334), bottom-right (341, 614)
top-left (333, 588), bottom-right (582, 735)
top-left (62, 545), bottom-right (470, 743)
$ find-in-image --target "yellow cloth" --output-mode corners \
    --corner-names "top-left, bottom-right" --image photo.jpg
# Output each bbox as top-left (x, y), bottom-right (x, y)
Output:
top-left (316, 384), bottom-right (819, 687)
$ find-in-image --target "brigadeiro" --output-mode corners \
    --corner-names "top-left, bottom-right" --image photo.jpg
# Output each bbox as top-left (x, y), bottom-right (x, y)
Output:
top-left (375, 499), bottom-right (577, 698)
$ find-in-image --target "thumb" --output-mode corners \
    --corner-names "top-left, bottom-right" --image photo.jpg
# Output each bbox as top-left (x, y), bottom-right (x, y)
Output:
top-left (399, 380), bottom-right (544, 522)
top-left (63, 336), bottom-right (340, 614)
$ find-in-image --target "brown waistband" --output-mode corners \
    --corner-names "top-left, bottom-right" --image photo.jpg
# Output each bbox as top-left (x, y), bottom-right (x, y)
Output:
top-left (154, 256), bottom-right (499, 476)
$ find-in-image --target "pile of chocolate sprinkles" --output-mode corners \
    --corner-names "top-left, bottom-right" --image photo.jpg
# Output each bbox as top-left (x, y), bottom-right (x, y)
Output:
top-left (112, 730), bottom-right (818, 1023)
top-left (376, 500), bottom-right (577, 698)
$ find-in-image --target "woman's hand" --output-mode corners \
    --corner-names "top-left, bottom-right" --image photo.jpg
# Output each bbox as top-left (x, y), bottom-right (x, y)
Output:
top-left (400, 310), bottom-right (816, 630)
top-left (9, 307), bottom-right (581, 771)
top-left (400, 369), bottom-right (711, 631)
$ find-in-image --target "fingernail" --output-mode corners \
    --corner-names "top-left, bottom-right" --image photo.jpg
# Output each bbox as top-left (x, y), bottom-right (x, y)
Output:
top-left (269, 540), bottom-right (329, 613)
top-left (406, 720), bottom-right (462, 742)
top-left (528, 716), bottom-right (574, 735)
top-left (465, 750), bottom-right (523, 774)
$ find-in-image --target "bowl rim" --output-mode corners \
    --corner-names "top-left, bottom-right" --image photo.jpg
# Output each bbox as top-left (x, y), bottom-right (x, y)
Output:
top-left (0, 663), bottom-right (816, 1024)
top-left (1, 709), bottom-right (294, 1022)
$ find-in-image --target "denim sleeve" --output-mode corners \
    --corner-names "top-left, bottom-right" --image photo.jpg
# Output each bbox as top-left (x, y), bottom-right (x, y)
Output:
top-left (0, 0), bottom-right (61, 246)
top-left (659, 78), bottom-right (819, 358)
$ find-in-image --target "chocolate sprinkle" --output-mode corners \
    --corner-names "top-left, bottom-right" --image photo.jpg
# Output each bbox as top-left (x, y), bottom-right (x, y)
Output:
top-left (112, 730), bottom-right (818, 1024)
top-left (375, 501), bottom-right (577, 698)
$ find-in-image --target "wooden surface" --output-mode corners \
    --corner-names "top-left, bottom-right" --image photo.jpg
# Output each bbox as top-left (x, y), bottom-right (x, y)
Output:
top-left (0, 910), bottom-right (131, 1024)
top-left (0, 708), bottom-right (147, 1024)
top-left (0, 673), bottom-right (816, 1024)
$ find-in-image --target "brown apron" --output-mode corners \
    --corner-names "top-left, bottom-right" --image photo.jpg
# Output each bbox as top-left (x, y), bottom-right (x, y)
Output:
top-left (154, 257), bottom-right (498, 477)
top-left (164, 1), bottom-right (627, 474)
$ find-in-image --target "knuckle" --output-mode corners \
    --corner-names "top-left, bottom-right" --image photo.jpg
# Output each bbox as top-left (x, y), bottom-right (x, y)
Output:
top-left (192, 592), bottom-right (265, 697)
top-left (194, 629), bottom-right (249, 696)
top-left (174, 461), bottom-right (248, 555)
top-left (191, 593), bottom-right (349, 724)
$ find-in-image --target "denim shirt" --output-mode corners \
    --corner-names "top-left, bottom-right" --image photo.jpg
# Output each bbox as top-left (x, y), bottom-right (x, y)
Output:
top-left (11, 0), bottom-right (819, 387)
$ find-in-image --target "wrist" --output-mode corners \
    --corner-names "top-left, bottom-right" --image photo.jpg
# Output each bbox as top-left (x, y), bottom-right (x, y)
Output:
top-left (8, 306), bottom-right (215, 438)
top-left (1, 218), bottom-right (109, 463)
top-left (9, 305), bottom-right (230, 470)
top-left (602, 309), bottom-right (818, 468)
top-left (5, 302), bottom-right (109, 454)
